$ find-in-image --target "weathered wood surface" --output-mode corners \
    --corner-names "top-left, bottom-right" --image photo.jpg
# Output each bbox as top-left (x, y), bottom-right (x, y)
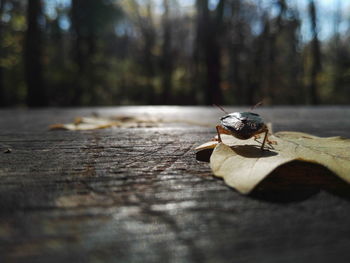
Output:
top-left (0, 106), bottom-right (350, 263)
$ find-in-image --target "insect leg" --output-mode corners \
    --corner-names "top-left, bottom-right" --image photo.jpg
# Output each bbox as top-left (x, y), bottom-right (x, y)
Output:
top-left (261, 129), bottom-right (268, 150)
top-left (216, 125), bottom-right (222, 142)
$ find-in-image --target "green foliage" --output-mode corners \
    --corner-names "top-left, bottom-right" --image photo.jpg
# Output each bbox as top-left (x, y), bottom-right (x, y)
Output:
top-left (0, 0), bottom-right (27, 106)
top-left (0, 0), bottom-right (349, 106)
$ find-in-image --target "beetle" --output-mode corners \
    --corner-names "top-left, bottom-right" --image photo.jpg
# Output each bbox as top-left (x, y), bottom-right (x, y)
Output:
top-left (215, 108), bottom-right (270, 150)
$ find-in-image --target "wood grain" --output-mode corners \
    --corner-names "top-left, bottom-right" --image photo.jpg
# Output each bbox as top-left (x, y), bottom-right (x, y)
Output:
top-left (0, 106), bottom-right (350, 263)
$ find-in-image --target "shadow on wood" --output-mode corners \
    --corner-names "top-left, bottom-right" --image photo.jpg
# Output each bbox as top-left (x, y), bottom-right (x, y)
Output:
top-left (195, 148), bottom-right (214, 162)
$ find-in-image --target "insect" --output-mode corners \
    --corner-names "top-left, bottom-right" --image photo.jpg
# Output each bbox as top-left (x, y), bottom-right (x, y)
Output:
top-left (215, 105), bottom-right (270, 150)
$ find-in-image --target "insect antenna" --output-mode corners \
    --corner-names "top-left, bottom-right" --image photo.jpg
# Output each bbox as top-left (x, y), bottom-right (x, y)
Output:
top-left (250, 101), bottom-right (263, 111)
top-left (213, 104), bottom-right (229, 114)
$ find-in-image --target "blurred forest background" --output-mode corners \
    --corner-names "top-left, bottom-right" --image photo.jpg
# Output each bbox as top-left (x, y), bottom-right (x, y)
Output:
top-left (0, 0), bottom-right (349, 107)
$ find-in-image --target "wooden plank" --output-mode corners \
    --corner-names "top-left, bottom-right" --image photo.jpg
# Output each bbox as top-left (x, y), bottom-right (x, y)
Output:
top-left (0, 106), bottom-right (350, 263)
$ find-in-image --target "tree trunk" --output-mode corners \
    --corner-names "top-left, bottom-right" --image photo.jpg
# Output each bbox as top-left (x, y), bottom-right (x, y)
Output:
top-left (266, 0), bottom-right (286, 104)
top-left (308, 0), bottom-right (321, 105)
top-left (205, 0), bottom-right (224, 105)
top-left (195, 0), bottom-right (224, 105)
top-left (0, 0), bottom-right (5, 106)
top-left (228, 0), bottom-right (244, 104)
top-left (193, 0), bottom-right (209, 104)
top-left (70, 0), bottom-right (85, 105)
top-left (160, 0), bottom-right (173, 104)
top-left (25, 0), bottom-right (46, 107)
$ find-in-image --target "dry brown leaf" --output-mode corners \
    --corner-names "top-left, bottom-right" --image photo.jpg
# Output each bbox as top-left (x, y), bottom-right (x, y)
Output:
top-left (49, 116), bottom-right (161, 131)
top-left (49, 114), bottom-right (212, 131)
top-left (196, 132), bottom-right (350, 194)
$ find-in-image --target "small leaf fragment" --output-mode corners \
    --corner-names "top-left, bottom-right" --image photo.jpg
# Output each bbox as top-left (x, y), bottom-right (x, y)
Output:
top-left (195, 140), bottom-right (218, 151)
top-left (3, 148), bottom-right (12, 153)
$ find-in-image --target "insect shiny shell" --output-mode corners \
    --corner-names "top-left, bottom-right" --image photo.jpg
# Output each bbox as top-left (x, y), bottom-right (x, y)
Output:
top-left (220, 112), bottom-right (265, 140)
